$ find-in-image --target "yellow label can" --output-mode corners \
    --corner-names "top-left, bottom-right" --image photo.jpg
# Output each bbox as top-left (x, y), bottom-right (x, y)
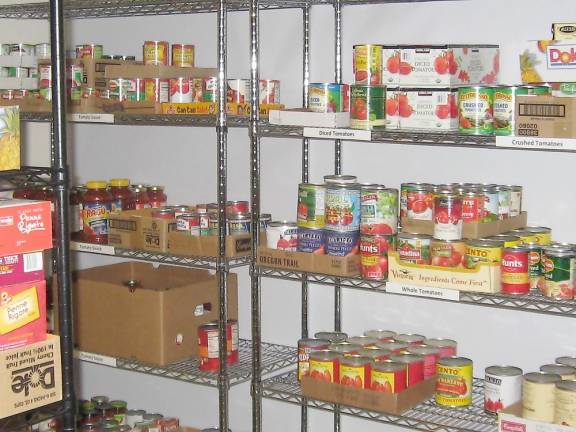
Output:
top-left (436, 357), bottom-right (473, 407)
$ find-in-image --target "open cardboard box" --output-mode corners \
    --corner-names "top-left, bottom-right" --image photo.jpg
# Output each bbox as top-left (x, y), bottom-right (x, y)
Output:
top-left (257, 246), bottom-right (360, 277)
top-left (301, 375), bottom-right (435, 415)
top-left (71, 96), bottom-right (162, 115)
top-left (168, 231), bottom-right (252, 258)
top-left (401, 212), bottom-right (528, 239)
top-left (388, 252), bottom-right (501, 294)
top-left (498, 402), bottom-right (572, 432)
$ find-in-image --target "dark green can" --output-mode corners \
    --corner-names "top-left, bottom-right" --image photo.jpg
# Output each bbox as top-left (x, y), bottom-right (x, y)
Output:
top-left (541, 247), bottom-right (574, 300)
top-left (350, 84), bottom-right (386, 130)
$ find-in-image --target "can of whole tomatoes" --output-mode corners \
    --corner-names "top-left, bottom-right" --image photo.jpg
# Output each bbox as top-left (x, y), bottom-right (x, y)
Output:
top-left (397, 233), bottom-right (432, 264)
top-left (260, 79), bottom-right (280, 104)
top-left (433, 192), bottom-right (463, 241)
top-left (525, 226), bottom-right (552, 245)
top-left (407, 346), bottom-right (440, 379)
top-left (540, 364), bottom-right (576, 380)
top-left (308, 83), bottom-right (349, 113)
top-left (360, 234), bottom-right (396, 280)
top-left (461, 190), bottom-right (484, 222)
top-left (371, 361), bottom-right (407, 393)
top-left (360, 347), bottom-right (391, 363)
top-left (389, 353), bottom-right (424, 387)
top-left (309, 350), bottom-right (340, 383)
top-left (227, 79), bottom-right (250, 103)
top-left (325, 183), bottom-right (360, 232)
top-left (554, 380), bottom-right (576, 427)
top-left (425, 338), bottom-right (457, 357)
top-left (436, 357), bottom-right (473, 407)
top-left (169, 78), bottom-right (192, 103)
top-left (350, 84), bottom-right (386, 129)
top-left (541, 247), bottom-right (574, 299)
top-left (340, 355), bottom-right (372, 389)
top-left (464, 239), bottom-right (503, 269)
top-left (227, 319), bottom-right (239, 364)
top-left (314, 331), bottom-right (348, 343)
top-left (501, 246), bottom-right (530, 294)
top-left (360, 186), bottom-right (398, 235)
top-left (376, 341), bottom-right (409, 353)
top-left (523, 372), bottom-right (562, 423)
top-left (404, 183), bottom-right (434, 221)
top-left (353, 44), bottom-right (382, 85)
top-left (297, 227), bottom-right (325, 254)
top-left (171, 43), bottom-right (194, 67)
top-left (198, 322), bottom-right (220, 372)
top-left (488, 234), bottom-right (522, 248)
top-left (329, 342), bottom-right (362, 357)
top-left (523, 242), bottom-right (543, 290)
top-left (431, 239), bottom-right (465, 268)
top-left (347, 336), bottom-right (379, 347)
top-left (266, 221), bottom-right (298, 251)
top-left (297, 183), bottom-right (325, 229)
top-left (364, 329), bottom-right (396, 341)
top-left (143, 41), bottom-right (169, 65)
top-left (481, 186), bottom-right (500, 222)
top-left (298, 338), bottom-right (330, 381)
top-left (484, 365), bottom-right (523, 415)
top-left (508, 185), bottom-right (523, 217)
top-left (458, 86), bottom-right (494, 135)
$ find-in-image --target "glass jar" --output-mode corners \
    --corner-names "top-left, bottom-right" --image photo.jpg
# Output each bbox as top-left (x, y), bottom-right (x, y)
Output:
top-left (82, 181), bottom-right (113, 244)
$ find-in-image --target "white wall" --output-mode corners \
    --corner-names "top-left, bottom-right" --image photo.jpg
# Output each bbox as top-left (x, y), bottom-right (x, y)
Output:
top-left (4, 0), bottom-right (576, 430)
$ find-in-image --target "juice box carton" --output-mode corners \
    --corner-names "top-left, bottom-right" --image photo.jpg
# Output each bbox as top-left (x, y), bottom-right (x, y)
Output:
top-left (0, 106), bottom-right (20, 171)
top-left (520, 40), bottom-right (576, 83)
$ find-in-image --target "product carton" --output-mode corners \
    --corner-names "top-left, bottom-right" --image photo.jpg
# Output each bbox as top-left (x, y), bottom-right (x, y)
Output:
top-left (73, 262), bottom-right (238, 365)
top-left (0, 106), bottom-right (20, 171)
top-left (396, 88), bottom-right (458, 130)
top-left (0, 334), bottom-right (62, 419)
top-left (0, 251), bottom-right (44, 285)
top-left (499, 402), bottom-right (572, 432)
top-left (301, 375), bottom-right (435, 415)
top-left (105, 64), bottom-right (217, 80)
top-left (515, 95), bottom-right (576, 138)
top-left (520, 40), bottom-right (576, 83)
top-left (553, 23), bottom-right (576, 41)
top-left (268, 109), bottom-right (351, 128)
top-left (108, 209), bottom-right (175, 253)
top-left (168, 231), bottom-right (252, 258)
top-left (0, 280), bottom-right (47, 351)
top-left (0, 200), bottom-right (52, 256)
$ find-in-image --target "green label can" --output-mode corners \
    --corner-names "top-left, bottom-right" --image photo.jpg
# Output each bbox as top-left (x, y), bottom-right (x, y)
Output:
top-left (541, 248), bottom-right (575, 300)
top-left (524, 242), bottom-right (543, 290)
top-left (494, 86), bottom-right (549, 136)
top-left (458, 86), bottom-right (494, 135)
top-left (297, 183), bottom-right (326, 229)
top-left (350, 84), bottom-right (386, 130)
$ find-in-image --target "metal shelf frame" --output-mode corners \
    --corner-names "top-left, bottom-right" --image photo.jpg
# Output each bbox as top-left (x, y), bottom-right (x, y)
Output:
top-left (0, 166), bottom-right (54, 191)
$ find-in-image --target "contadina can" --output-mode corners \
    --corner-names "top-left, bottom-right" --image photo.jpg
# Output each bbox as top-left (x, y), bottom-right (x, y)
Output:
top-left (464, 239), bottom-right (502, 270)
top-left (484, 365), bottom-right (523, 415)
top-left (501, 246), bottom-right (530, 294)
top-left (541, 247), bottom-right (575, 299)
top-left (297, 183), bottom-right (325, 229)
top-left (433, 192), bottom-right (463, 241)
top-left (458, 86), bottom-right (494, 135)
top-left (350, 84), bottom-right (386, 130)
top-left (360, 185), bottom-right (398, 235)
top-left (298, 338), bottom-right (330, 380)
top-left (436, 357), bottom-right (473, 407)
top-left (554, 380), bottom-right (576, 426)
top-left (522, 372), bottom-right (562, 423)
top-left (353, 44), bottom-right (383, 85)
top-left (266, 221), bottom-right (298, 251)
top-left (397, 232), bottom-right (432, 264)
top-left (308, 83), bottom-right (349, 113)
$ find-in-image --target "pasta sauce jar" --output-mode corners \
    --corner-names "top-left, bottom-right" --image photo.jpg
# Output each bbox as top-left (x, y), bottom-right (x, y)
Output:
top-left (82, 181), bottom-right (113, 244)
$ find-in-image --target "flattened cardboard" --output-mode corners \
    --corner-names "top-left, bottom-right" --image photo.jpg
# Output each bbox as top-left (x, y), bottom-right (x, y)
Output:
top-left (105, 64), bottom-right (217, 79)
top-left (301, 375), bottom-right (435, 415)
top-left (515, 95), bottom-right (576, 138)
top-left (0, 334), bottom-right (62, 419)
top-left (498, 402), bottom-right (573, 432)
top-left (73, 262), bottom-right (238, 366)
top-left (401, 212), bottom-right (527, 238)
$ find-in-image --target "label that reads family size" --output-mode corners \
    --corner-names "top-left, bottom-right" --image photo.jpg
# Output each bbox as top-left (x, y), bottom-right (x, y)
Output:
top-left (386, 282), bottom-right (460, 301)
top-left (75, 350), bottom-right (118, 367)
top-left (71, 241), bottom-right (116, 255)
top-left (495, 136), bottom-right (576, 151)
top-left (70, 113), bottom-right (115, 123)
top-left (303, 127), bottom-right (372, 141)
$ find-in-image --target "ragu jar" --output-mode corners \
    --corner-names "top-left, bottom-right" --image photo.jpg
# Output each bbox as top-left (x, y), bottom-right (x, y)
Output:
top-left (147, 185), bottom-right (167, 209)
top-left (82, 181), bottom-right (113, 244)
top-left (109, 178), bottom-right (134, 212)
top-left (12, 182), bottom-right (35, 199)
top-left (130, 184), bottom-right (151, 209)
top-left (70, 186), bottom-right (86, 241)
top-left (32, 186), bottom-right (56, 222)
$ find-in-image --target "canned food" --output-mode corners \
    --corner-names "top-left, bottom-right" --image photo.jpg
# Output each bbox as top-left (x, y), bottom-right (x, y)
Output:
top-left (198, 322), bottom-right (220, 372)
top-left (297, 227), bottom-right (325, 253)
top-left (329, 342), bottom-right (362, 356)
top-left (324, 175), bottom-right (358, 184)
top-left (495, 186), bottom-right (511, 220)
top-left (360, 234), bottom-right (395, 280)
top-left (523, 242), bottom-right (543, 290)
top-left (431, 239), bottom-right (465, 268)
top-left (325, 230), bottom-right (359, 256)
top-left (508, 185), bottom-right (523, 217)
top-left (397, 232), bottom-right (432, 264)
top-left (145, 78), bottom-right (169, 103)
top-left (464, 239), bottom-right (502, 269)
top-left (424, 338), bottom-right (457, 358)
top-left (298, 338), bottom-right (330, 380)
top-left (227, 79), bottom-right (250, 103)
top-left (461, 190), bottom-right (484, 222)
top-left (371, 360), bottom-right (407, 393)
top-left (266, 221), bottom-right (297, 251)
top-left (325, 183), bottom-right (360, 233)
top-left (509, 229), bottom-right (539, 244)
top-left (494, 86), bottom-right (549, 136)
top-left (394, 333), bottom-right (425, 345)
top-left (540, 364), bottom-right (576, 380)
top-left (525, 226), bottom-right (552, 245)
top-left (143, 41), bottom-right (169, 66)
top-left (347, 336), bottom-right (379, 347)
top-left (80, 44), bottom-right (103, 59)
top-left (297, 183), bottom-right (325, 229)
top-left (171, 43), bottom-right (194, 67)
top-left (350, 84), bottom-right (386, 129)
top-left (489, 234), bottom-right (521, 248)
top-left (400, 182), bottom-right (429, 218)
top-left (188, 77), bottom-right (204, 102)
top-left (541, 247), bottom-right (574, 299)
top-left (390, 353), bottom-right (424, 386)
top-left (376, 341), bottom-right (409, 353)
top-left (228, 212), bottom-right (251, 235)
top-left (359, 347), bottom-right (391, 362)
top-left (407, 346), bottom-right (440, 379)
top-left (10, 43), bottom-right (34, 55)
top-left (484, 365), bottom-right (523, 414)
top-left (34, 43), bottom-right (50, 57)
top-left (501, 246), bottom-right (530, 294)
top-left (523, 372), bottom-right (562, 422)
top-left (226, 200), bottom-right (249, 213)
top-left (340, 355), bottom-right (372, 389)
top-left (227, 319), bottom-right (239, 364)
top-left (360, 186), bottom-right (398, 235)
top-left (259, 80), bottom-right (280, 104)
top-left (176, 212), bottom-right (200, 236)
top-left (436, 357), bottom-right (473, 407)
top-left (363, 329), bottom-right (396, 341)
top-left (259, 213), bottom-right (271, 232)
top-left (353, 44), bottom-right (382, 85)
top-left (203, 77), bottom-right (217, 102)
top-left (433, 192), bottom-right (463, 240)
top-left (169, 78), bottom-right (192, 103)
top-left (554, 380), bottom-right (576, 426)
top-left (151, 209), bottom-right (175, 219)
top-left (557, 357), bottom-right (576, 369)
top-left (481, 186), bottom-right (499, 222)
top-left (308, 83), bottom-right (349, 113)
top-left (314, 331), bottom-right (348, 343)
top-left (458, 86), bottom-right (494, 135)
top-left (309, 350), bottom-right (340, 383)
top-left (405, 183), bottom-right (434, 221)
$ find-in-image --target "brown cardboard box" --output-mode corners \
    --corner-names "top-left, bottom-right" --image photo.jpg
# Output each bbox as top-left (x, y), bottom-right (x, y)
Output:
top-left (108, 209), bottom-right (176, 253)
top-left (301, 375), bottom-right (435, 415)
top-left (0, 335), bottom-right (62, 419)
top-left (108, 211), bottom-right (141, 249)
top-left (105, 64), bottom-right (217, 79)
top-left (73, 262), bottom-right (238, 366)
top-left (169, 231), bottom-right (252, 258)
top-left (498, 402), bottom-right (572, 432)
top-left (515, 96), bottom-right (576, 138)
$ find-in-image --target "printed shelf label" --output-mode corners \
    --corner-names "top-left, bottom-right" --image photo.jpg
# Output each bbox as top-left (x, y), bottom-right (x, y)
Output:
top-left (495, 136), bottom-right (576, 151)
top-left (71, 242), bottom-right (115, 255)
top-left (70, 113), bottom-right (115, 123)
top-left (303, 127), bottom-right (371, 141)
top-left (75, 350), bottom-right (117, 367)
top-left (386, 282), bottom-right (460, 301)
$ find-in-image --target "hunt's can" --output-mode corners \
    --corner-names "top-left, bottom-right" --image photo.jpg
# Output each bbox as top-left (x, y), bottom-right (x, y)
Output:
top-left (433, 192), bottom-right (463, 240)
top-left (501, 246), bottom-right (530, 294)
top-left (340, 355), bottom-right (372, 389)
top-left (227, 212), bottom-right (251, 235)
top-left (325, 230), bottom-right (359, 256)
top-left (350, 84), bottom-right (386, 129)
top-left (297, 183), bottom-right (325, 229)
top-left (397, 232), bottom-right (432, 264)
top-left (363, 329), bottom-right (396, 341)
top-left (360, 185), bottom-right (398, 235)
top-left (458, 86), bottom-right (494, 135)
top-left (404, 183), bottom-right (434, 220)
top-left (494, 86), bottom-right (549, 136)
top-left (314, 331), bottom-right (348, 343)
top-left (481, 186), bottom-right (499, 222)
top-left (169, 78), bottom-right (192, 103)
top-left (145, 78), bottom-right (169, 103)
top-left (407, 346), bottom-right (440, 379)
top-left (523, 372), bottom-right (562, 423)
top-left (143, 41), bottom-right (169, 65)
top-left (360, 234), bottom-right (395, 280)
top-left (554, 380), bottom-right (576, 426)
top-left (353, 44), bottom-right (383, 85)
top-left (308, 83), bottom-right (349, 113)
top-left (371, 361), bottom-right (407, 393)
top-left (259, 79), bottom-right (280, 104)
top-left (541, 247), bottom-right (574, 299)
top-left (171, 43), bottom-right (194, 67)
top-left (266, 221), bottom-right (298, 251)
top-left (425, 338), bottom-right (457, 357)
top-left (436, 357), bottom-right (473, 407)
top-left (430, 239), bottom-right (465, 268)
top-left (176, 212), bottom-right (200, 236)
top-left (484, 365), bottom-right (523, 415)
top-left (495, 185), bottom-right (511, 220)
top-left (297, 227), bottom-right (325, 254)
top-left (389, 353), bottom-right (424, 387)
top-left (309, 350), bottom-right (340, 383)
top-left (461, 190), bottom-right (484, 222)
top-left (464, 239), bottom-right (502, 269)
top-left (227, 79), bottom-right (250, 103)
top-left (298, 338), bottom-right (330, 380)
top-left (540, 364), bottom-right (576, 380)
top-left (508, 185), bottom-right (523, 217)
top-left (525, 226), bottom-right (552, 245)
top-left (523, 242), bottom-right (543, 290)
top-left (325, 183), bottom-right (360, 232)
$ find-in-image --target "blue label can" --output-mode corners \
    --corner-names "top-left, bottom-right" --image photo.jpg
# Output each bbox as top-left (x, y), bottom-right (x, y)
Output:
top-left (325, 230), bottom-right (359, 256)
top-left (297, 227), bottom-right (325, 253)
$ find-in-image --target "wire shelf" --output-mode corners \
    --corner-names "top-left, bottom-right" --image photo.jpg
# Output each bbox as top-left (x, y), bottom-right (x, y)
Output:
top-left (257, 267), bottom-right (576, 317)
top-left (0, 402), bottom-right (67, 432)
top-left (262, 370), bottom-right (497, 432)
top-left (0, 166), bottom-right (54, 192)
top-left (78, 340), bottom-right (296, 387)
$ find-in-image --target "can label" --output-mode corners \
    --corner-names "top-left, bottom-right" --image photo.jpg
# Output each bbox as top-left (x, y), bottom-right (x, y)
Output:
top-left (172, 44), bottom-right (194, 67)
top-left (298, 341), bottom-right (329, 381)
top-left (483, 190), bottom-right (499, 222)
top-left (325, 230), bottom-right (359, 256)
top-left (501, 250), bottom-right (530, 294)
top-left (371, 368), bottom-right (406, 393)
top-left (431, 240), bottom-right (465, 268)
top-left (354, 45), bottom-right (382, 85)
top-left (227, 79), bottom-right (250, 103)
top-left (542, 254), bottom-right (574, 299)
top-left (360, 189), bottom-right (398, 235)
top-left (498, 189), bottom-right (511, 220)
top-left (297, 184), bottom-right (325, 229)
top-left (397, 89), bottom-right (458, 130)
top-left (169, 78), bottom-right (192, 103)
top-left (433, 195), bottom-right (463, 241)
top-left (145, 78), bottom-right (169, 103)
top-left (493, 87), bottom-right (517, 136)
top-left (144, 41), bottom-right (168, 66)
top-left (297, 228), bottom-right (325, 254)
top-left (309, 359), bottom-right (337, 383)
top-left (523, 380), bottom-right (557, 422)
top-left (260, 80), bottom-right (280, 104)
top-left (82, 202), bottom-right (110, 236)
top-left (309, 83), bottom-right (349, 113)
top-left (340, 364), bottom-right (369, 389)
top-left (350, 85), bottom-right (386, 129)
top-left (228, 219), bottom-right (251, 235)
top-left (510, 189), bottom-right (522, 217)
top-left (484, 373), bottom-right (522, 414)
top-left (462, 195), bottom-right (483, 222)
top-left (266, 225), bottom-right (298, 251)
top-left (176, 216), bottom-right (200, 236)
top-left (398, 236), bottom-right (431, 264)
top-left (554, 386), bottom-right (576, 426)
top-left (325, 187), bottom-right (360, 232)
top-left (528, 248), bottom-right (542, 290)
top-left (458, 87), bottom-right (494, 135)
top-left (464, 244), bottom-right (501, 269)
top-left (360, 234), bottom-right (396, 280)
top-left (436, 362), bottom-right (473, 407)
top-left (407, 188), bottom-right (433, 220)
top-left (203, 77), bottom-right (217, 102)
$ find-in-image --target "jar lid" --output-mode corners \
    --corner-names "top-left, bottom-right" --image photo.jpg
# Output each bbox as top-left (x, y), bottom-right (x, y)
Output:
top-left (109, 178), bottom-right (130, 187)
top-left (86, 180), bottom-right (108, 189)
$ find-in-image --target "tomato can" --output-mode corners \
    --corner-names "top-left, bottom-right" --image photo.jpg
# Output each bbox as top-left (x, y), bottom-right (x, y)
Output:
top-left (495, 186), bottom-right (511, 220)
top-left (390, 353), bottom-right (424, 387)
top-left (376, 341), bottom-right (409, 353)
top-left (360, 186), bottom-right (398, 235)
top-left (407, 346), bottom-right (440, 379)
top-left (169, 78), bottom-right (192, 103)
top-left (298, 338), bottom-right (330, 380)
top-left (34, 42), bottom-right (50, 58)
top-left (227, 319), bottom-right (239, 364)
top-left (464, 239), bottom-right (503, 269)
top-left (144, 41), bottom-right (169, 66)
top-left (433, 192), bottom-right (463, 241)
top-left (325, 183), bottom-right (360, 232)
top-left (523, 372), bottom-right (562, 422)
top-left (189, 78), bottom-right (204, 102)
top-left (431, 239), bottom-right (465, 268)
top-left (481, 186), bottom-right (499, 222)
top-left (501, 246), bottom-right (530, 294)
top-left (226, 200), bottom-right (249, 213)
top-left (541, 247), bottom-right (574, 299)
top-left (308, 83), bottom-right (349, 113)
top-left (259, 79), bottom-right (280, 104)
top-left (145, 78), bottom-right (169, 103)
top-left (522, 242), bottom-right (543, 290)
top-left (329, 342), bottom-right (362, 357)
top-left (340, 355), bottom-right (372, 389)
top-left (297, 227), bottom-right (325, 254)
top-left (176, 212), bottom-right (200, 236)
top-left (397, 233), bottom-right (432, 265)
top-left (405, 183), bottom-right (434, 221)
top-left (324, 174), bottom-right (357, 184)
top-left (152, 209), bottom-right (175, 220)
top-left (484, 365), bottom-right (523, 415)
top-left (488, 234), bottom-right (522, 248)
top-left (350, 84), bottom-right (386, 129)
top-left (353, 44), bottom-right (382, 85)
top-left (436, 357), bottom-right (473, 407)
top-left (297, 183), bottom-right (325, 229)
top-left (80, 44), bottom-right (103, 59)
top-left (461, 190), bottom-right (484, 222)
top-left (540, 364), bottom-right (576, 380)
top-left (171, 43), bottom-right (194, 67)
top-left (314, 331), bottom-right (348, 343)
top-left (557, 357), bottom-right (576, 369)
top-left (227, 79), bottom-right (250, 103)
top-left (400, 182), bottom-right (432, 218)
top-left (425, 338), bottom-right (457, 357)
top-left (227, 212), bottom-right (251, 235)
top-left (508, 185), bottom-right (523, 217)
top-left (347, 336), bottom-right (379, 347)
top-left (198, 322), bottom-right (220, 372)
top-left (203, 77), bottom-right (217, 102)
top-left (360, 347), bottom-right (391, 363)
top-left (458, 86), bottom-right (494, 135)
top-left (360, 234), bottom-right (395, 280)
top-left (266, 221), bottom-right (298, 251)
top-left (395, 333), bottom-right (426, 345)
top-left (309, 350), bottom-right (340, 383)
top-left (525, 226), bottom-right (552, 246)
top-left (363, 329), bottom-right (396, 341)
top-left (554, 380), bottom-right (576, 426)
top-left (371, 361), bottom-right (407, 393)
top-left (260, 213), bottom-right (271, 232)
top-left (10, 43), bottom-right (34, 56)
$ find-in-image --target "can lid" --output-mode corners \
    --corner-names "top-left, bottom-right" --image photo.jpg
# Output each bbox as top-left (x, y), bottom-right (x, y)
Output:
top-left (109, 178), bottom-right (130, 187)
top-left (86, 180), bottom-right (108, 189)
top-left (557, 380), bottom-right (576, 392)
top-left (540, 364), bottom-right (576, 375)
top-left (524, 371), bottom-right (562, 384)
top-left (147, 185), bottom-right (164, 192)
top-left (485, 365), bottom-right (523, 377)
top-left (269, 220), bottom-right (297, 228)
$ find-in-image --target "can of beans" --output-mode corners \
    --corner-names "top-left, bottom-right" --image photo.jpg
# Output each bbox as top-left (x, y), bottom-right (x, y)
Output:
top-left (350, 84), bottom-right (386, 129)
top-left (198, 322), bottom-right (220, 372)
top-left (266, 221), bottom-right (298, 251)
top-left (431, 239), bottom-right (465, 268)
top-left (464, 239), bottom-right (503, 269)
top-left (145, 78), bottom-right (169, 103)
top-left (169, 78), bottom-right (192, 103)
top-left (360, 234), bottom-right (395, 280)
top-left (297, 183), bottom-right (325, 229)
top-left (522, 242), bottom-right (543, 290)
top-left (525, 226), bottom-right (552, 245)
top-left (390, 353), bottom-right (424, 387)
top-left (433, 192), bottom-right (463, 240)
top-left (340, 355), bottom-right (372, 389)
top-left (329, 342), bottom-right (362, 357)
top-left (144, 41), bottom-right (169, 66)
top-left (171, 43), bottom-right (194, 67)
top-left (228, 212), bottom-right (251, 235)
top-left (458, 86), bottom-right (494, 135)
top-left (176, 212), bottom-right (200, 236)
top-left (501, 246), bottom-right (530, 294)
top-left (347, 336), bottom-right (379, 347)
top-left (541, 247), bottom-right (575, 299)
top-left (508, 185), bottom-right (523, 217)
top-left (298, 338), bottom-right (330, 380)
top-left (359, 347), bottom-right (391, 363)
top-left (397, 232), bottom-right (432, 264)
top-left (376, 341), bottom-right (409, 353)
top-left (309, 350), bottom-right (340, 383)
top-left (407, 346), bottom-right (440, 379)
top-left (554, 380), bottom-right (576, 426)
top-left (481, 186), bottom-right (499, 222)
top-left (424, 338), bottom-right (457, 357)
top-left (371, 360), bottom-right (407, 393)
top-left (259, 80), bottom-right (280, 104)
top-left (363, 329), bottom-right (396, 341)
top-left (540, 364), bottom-right (576, 380)
top-left (354, 44), bottom-right (382, 85)
top-left (394, 333), bottom-right (426, 345)
top-left (297, 227), bottom-right (325, 254)
top-left (461, 190), bottom-right (484, 222)
top-left (484, 365), bottom-right (523, 415)
top-left (522, 372), bottom-right (562, 422)
top-left (227, 79), bottom-right (250, 103)
top-left (309, 83), bottom-right (349, 113)
top-left (360, 186), bottom-right (398, 235)
top-left (436, 357), bottom-right (473, 407)
top-left (314, 332), bottom-right (348, 343)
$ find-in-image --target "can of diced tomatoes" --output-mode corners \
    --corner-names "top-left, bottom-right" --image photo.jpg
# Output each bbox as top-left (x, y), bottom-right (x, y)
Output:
top-left (360, 234), bottom-right (396, 280)
top-left (461, 190), bottom-right (484, 222)
top-left (309, 350), bottom-right (340, 383)
top-left (424, 338), bottom-right (457, 357)
top-left (360, 185), bottom-right (398, 235)
top-left (484, 365), bottom-right (523, 415)
top-left (363, 329), bottom-right (396, 341)
top-left (407, 346), bottom-right (440, 379)
top-left (436, 357), bottom-right (473, 407)
top-left (143, 41), bottom-right (169, 65)
top-left (297, 227), bottom-right (325, 254)
top-left (431, 239), bottom-right (465, 268)
top-left (169, 78), bottom-right (192, 103)
top-left (308, 83), bottom-right (349, 113)
top-left (464, 239), bottom-right (503, 270)
top-left (397, 232), bottom-right (432, 264)
top-left (371, 360), bottom-right (407, 393)
top-left (389, 353), bottom-right (424, 387)
top-left (259, 79), bottom-right (280, 104)
top-left (298, 338), bottom-right (330, 381)
top-left (171, 43), bottom-right (194, 67)
top-left (297, 183), bottom-right (325, 229)
top-left (145, 78), bottom-right (169, 103)
top-left (227, 319), bottom-right (239, 364)
top-left (353, 44), bottom-right (383, 85)
top-left (350, 84), bottom-right (386, 130)
top-left (501, 246), bottom-right (530, 294)
top-left (340, 355), bottom-right (372, 389)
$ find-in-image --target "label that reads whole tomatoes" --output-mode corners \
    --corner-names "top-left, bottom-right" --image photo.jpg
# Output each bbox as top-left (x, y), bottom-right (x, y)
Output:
top-left (436, 361), bottom-right (473, 407)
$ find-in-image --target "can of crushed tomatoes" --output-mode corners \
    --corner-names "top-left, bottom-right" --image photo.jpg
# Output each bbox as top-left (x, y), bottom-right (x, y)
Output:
top-left (298, 338), bottom-right (330, 381)
top-left (436, 357), bottom-right (473, 407)
top-left (360, 234), bottom-right (395, 280)
top-left (501, 246), bottom-right (530, 294)
top-left (389, 353), bottom-right (424, 387)
top-left (371, 361), bottom-right (407, 393)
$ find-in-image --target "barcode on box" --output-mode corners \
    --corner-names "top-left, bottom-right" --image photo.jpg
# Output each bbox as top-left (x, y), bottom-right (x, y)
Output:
top-left (519, 103), bottom-right (565, 118)
top-left (23, 252), bottom-right (43, 273)
top-left (437, 93), bottom-right (448, 104)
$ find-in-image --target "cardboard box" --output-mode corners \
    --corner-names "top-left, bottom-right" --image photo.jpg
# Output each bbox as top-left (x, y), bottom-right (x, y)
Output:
top-left (268, 109), bottom-right (351, 128)
top-left (553, 23), bottom-right (576, 41)
top-left (0, 55), bottom-right (39, 68)
top-left (498, 402), bottom-right (572, 432)
top-left (301, 375), bottom-right (435, 415)
top-left (0, 200), bottom-right (52, 256)
top-left (0, 280), bottom-right (46, 351)
top-left (105, 64), bottom-right (217, 80)
top-left (388, 252), bottom-right (501, 294)
top-left (0, 106), bottom-right (20, 171)
top-left (108, 209), bottom-right (175, 253)
top-left (515, 96), bottom-right (576, 138)
top-left (161, 102), bottom-right (283, 117)
top-left (73, 262), bottom-right (238, 365)
top-left (168, 231), bottom-right (252, 258)
top-left (0, 334), bottom-right (62, 419)
top-left (401, 212), bottom-right (528, 239)
top-left (520, 40), bottom-right (576, 83)
top-left (0, 251), bottom-right (44, 285)
top-left (0, 97), bottom-right (51, 113)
